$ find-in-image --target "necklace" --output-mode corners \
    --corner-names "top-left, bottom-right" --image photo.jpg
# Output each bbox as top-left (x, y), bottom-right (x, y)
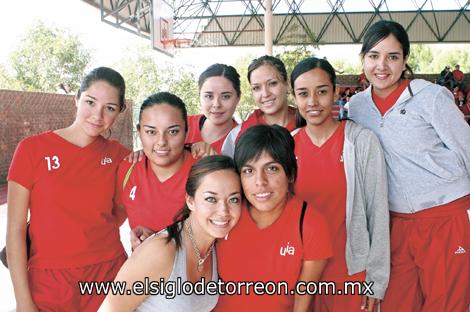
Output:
top-left (184, 219), bottom-right (214, 272)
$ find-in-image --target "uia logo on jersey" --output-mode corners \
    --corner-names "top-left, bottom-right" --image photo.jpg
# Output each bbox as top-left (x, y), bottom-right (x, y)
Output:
top-left (280, 242), bottom-right (295, 256)
top-left (101, 157), bottom-right (113, 165)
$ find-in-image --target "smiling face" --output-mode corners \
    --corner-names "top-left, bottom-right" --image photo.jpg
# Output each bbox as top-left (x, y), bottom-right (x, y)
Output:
top-left (138, 103), bottom-right (186, 172)
top-left (187, 169), bottom-right (242, 240)
top-left (74, 80), bottom-right (121, 137)
top-left (240, 151), bottom-right (289, 220)
top-left (362, 34), bottom-right (407, 98)
top-left (293, 68), bottom-right (337, 129)
top-left (200, 76), bottom-right (239, 126)
top-left (249, 64), bottom-right (289, 117)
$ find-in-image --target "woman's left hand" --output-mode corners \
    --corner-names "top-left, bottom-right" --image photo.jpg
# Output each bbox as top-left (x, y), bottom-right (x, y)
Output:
top-left (361, 295), bottom-right (380, 311)
top-left (124, 150), bottom-right (144, 163)
top-left (190, 142), bottom-right (217, 159)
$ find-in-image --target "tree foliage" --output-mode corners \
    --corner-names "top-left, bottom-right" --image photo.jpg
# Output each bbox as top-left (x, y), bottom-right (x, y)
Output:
top-left (433, 47), bottom-right (470, 73)
top-left (8, 22), bottom-right (90, 92)
top-left (275, 46), bottom-right (313, 78)
top-left (330, 58), bottom-right (362, 75)
top-left (114, 45), bottom-right (199, 124)
top-left (163, 68), bottom-right (199, 115)
top-left (0, 64), bottom-right (20, 90)
top-left (234, 54), bottom-right (257, 121)
top-left (114, 47), bottom-right (161, 114)
top-left (407, 44), bottom-right (434, 73)
top-left (407, 44), bottom-right (470, 73)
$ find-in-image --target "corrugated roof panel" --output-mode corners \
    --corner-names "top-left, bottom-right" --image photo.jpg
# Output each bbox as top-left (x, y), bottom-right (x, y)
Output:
top-left (233, 29), bottom-right (264, 46)
top-left (406, 15), bottom-right (440, 42)
top-left (444, 15), bottom-right (470, 42)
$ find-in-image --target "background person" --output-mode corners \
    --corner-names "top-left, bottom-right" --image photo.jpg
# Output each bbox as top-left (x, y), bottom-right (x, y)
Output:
top-left (452, 64), bottom-right (465, 88)
top-left (437, 65), bottom-right (455, 90)
top-left (348, 20), bottom-right (470, 312)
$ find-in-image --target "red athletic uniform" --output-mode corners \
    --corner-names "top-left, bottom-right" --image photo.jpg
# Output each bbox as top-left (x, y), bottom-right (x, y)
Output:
top-left (453, 69), bottom-right (464, 82)
top-left (116, 153), bottom-right (196, 232)
top-left (239, 106), bottom-right (297, 138)
top-left (215, 197), bottom-right (332, 312)
top-left (370, 81), bottom-right (470, 312)
top-left (222, 107), bottom-right (298, 157)
top-left (295, 123), bottom-right (367, 311)
top-left (8, 131), bottom-right (129, 310)
top-left (383, 201), bottom-right (470, 312)
top-left (185, 114), bottom-right (237, 153)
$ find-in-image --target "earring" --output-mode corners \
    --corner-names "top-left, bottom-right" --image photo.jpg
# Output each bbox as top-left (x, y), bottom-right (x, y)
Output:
top-left (224, 233), bottom-right (229, 240)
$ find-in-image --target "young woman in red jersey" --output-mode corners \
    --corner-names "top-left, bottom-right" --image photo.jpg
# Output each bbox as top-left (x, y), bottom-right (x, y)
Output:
top-left (222, 56), bottom-right (298, 157)
top-left (349, 20), bottom-right (470, 312)
top-left (185, 64), bottom-right (240, 154)
top-left (216, 125), bottom-right (332, 312)
top-left (7, 67), bottom-right (129, 311)
top-left (101, 155), bottom-right (242, 311)
top-left (291, 57), bottom-right (390, 311)
top-left (116, 92), bottom-right (198, 250)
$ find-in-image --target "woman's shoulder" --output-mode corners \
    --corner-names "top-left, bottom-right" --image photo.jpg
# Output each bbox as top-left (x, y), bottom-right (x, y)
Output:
top-left (131, 231), bottom-right (176, 269)
top-left (117, 156), bottom-right (147, 183)
top-left (19, 130), bottom-right (54, 145)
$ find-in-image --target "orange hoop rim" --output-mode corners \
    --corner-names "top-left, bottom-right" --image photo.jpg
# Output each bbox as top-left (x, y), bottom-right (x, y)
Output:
top-left (161, 38), bottom-right (192, 48)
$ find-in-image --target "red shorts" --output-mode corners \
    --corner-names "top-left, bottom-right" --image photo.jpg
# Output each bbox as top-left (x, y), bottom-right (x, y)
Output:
top-left (382, 205), bottom-right (470, 312)
top-left (29, 253), bottom-right (127, 311)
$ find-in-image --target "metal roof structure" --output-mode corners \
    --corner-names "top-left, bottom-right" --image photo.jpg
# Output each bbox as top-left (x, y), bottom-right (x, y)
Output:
top-left (82, 0), bottom-right (470, 47)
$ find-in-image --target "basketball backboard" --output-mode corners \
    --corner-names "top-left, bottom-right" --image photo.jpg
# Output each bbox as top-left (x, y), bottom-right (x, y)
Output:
top-left (152, 0), bottom-right (174, 57)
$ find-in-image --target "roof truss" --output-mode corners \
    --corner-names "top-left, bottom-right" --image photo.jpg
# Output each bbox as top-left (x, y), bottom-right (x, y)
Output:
top-left (82, 0), bottom-right (470, 46)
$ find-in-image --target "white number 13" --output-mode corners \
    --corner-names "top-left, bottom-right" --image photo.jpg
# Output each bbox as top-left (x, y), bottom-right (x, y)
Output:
top-left (45, 156), bottom-right (60, 171)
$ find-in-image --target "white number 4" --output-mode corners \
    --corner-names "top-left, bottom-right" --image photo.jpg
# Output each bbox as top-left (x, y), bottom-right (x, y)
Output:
top-left (45, 156), bottom-right (60, 171)
top-left (129, 186), bottom-right (137, 201)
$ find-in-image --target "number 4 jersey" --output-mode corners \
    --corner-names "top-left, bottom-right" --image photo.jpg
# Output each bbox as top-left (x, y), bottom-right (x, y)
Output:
top-left (7, 131), bottom-right (130, 269)
top-left (115, 152), bottom-right (196, 233)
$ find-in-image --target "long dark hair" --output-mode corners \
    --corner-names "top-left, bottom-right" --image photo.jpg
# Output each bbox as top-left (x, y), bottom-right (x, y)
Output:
top-left (137, 92), bottom-right (188, 133)
top-left (166, 155), bottom-right (239, 248)
top-left (198, 63), bottom-right (241, 97)
top-left (361, 20), bottom-right (414, 79)
top-left (291, 57), bottom-right (338, 126)
top-left (77, 67), bottom-right (126, 112)
top-left (247, 55), bottom-right (288, 84)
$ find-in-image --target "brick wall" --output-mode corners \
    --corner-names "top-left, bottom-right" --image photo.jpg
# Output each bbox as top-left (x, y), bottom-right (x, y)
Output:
top-left (0, 90), bottom-right (133, 182)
